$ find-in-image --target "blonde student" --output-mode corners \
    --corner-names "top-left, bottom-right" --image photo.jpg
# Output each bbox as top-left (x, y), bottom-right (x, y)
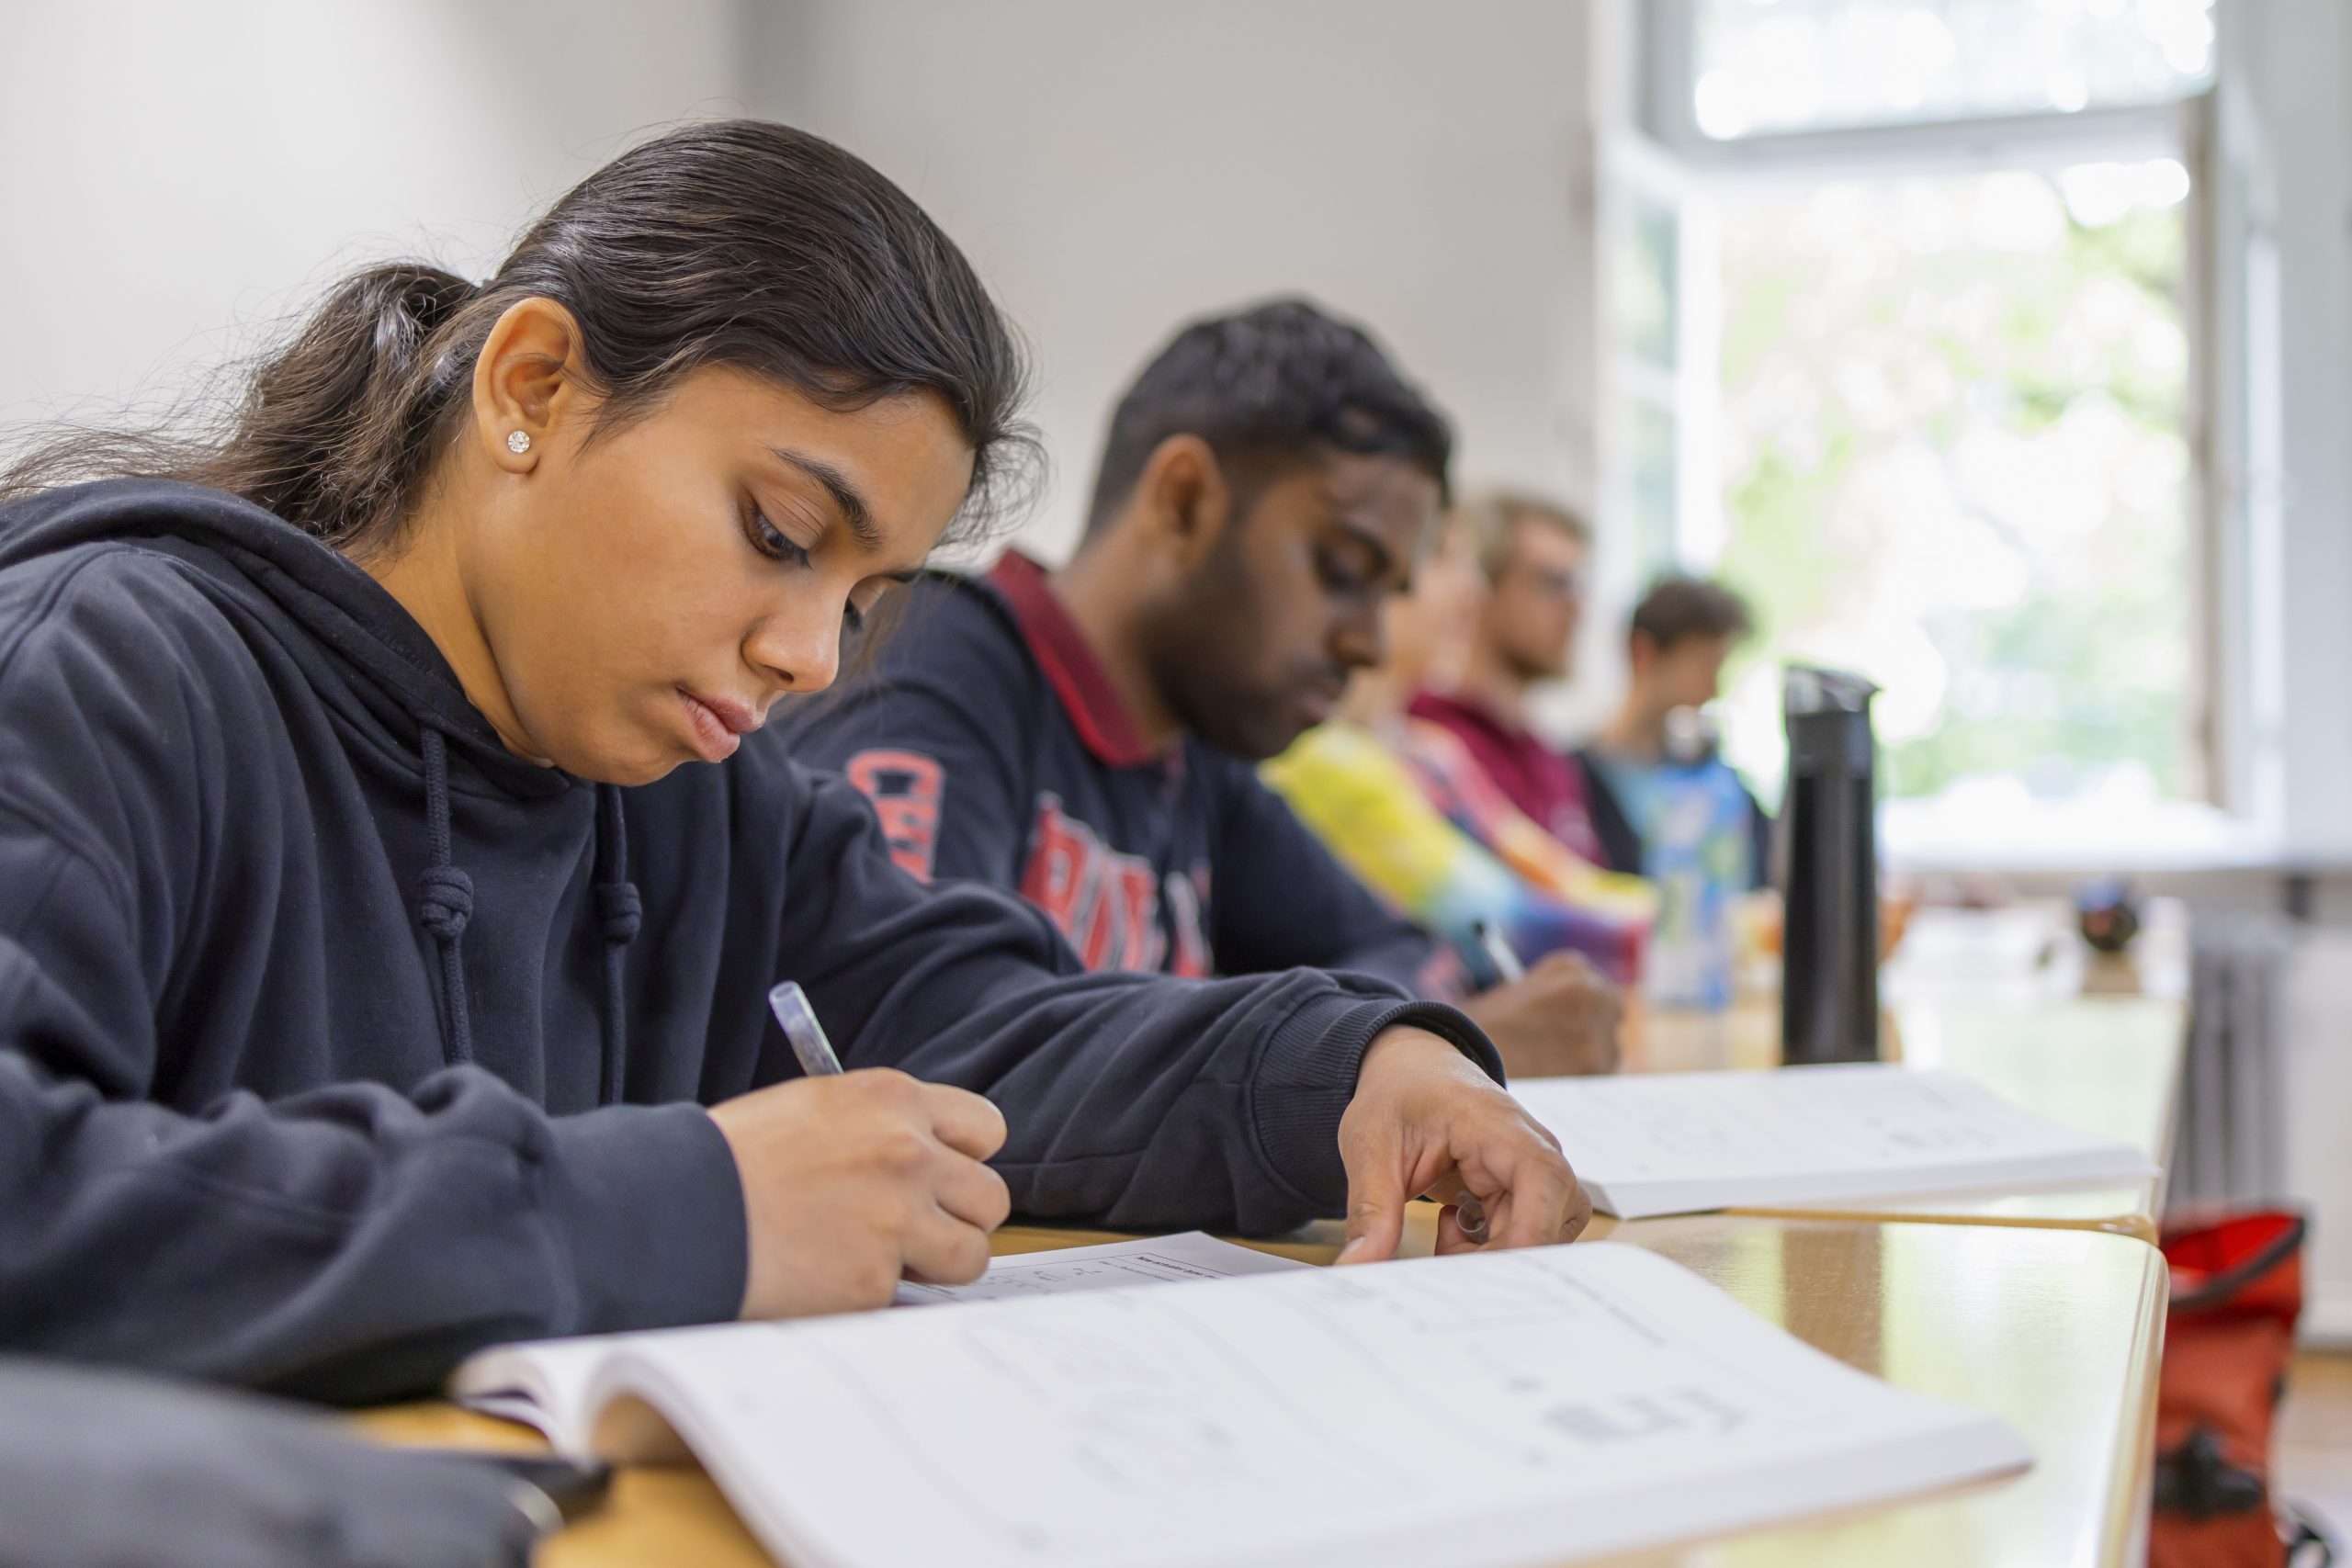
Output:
top-left (0, 121), bottom-right (1583, 1404)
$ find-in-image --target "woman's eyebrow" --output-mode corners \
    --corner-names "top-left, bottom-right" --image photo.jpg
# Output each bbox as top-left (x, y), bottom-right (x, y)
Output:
top-left (767, 446), bottom-right (883, 552)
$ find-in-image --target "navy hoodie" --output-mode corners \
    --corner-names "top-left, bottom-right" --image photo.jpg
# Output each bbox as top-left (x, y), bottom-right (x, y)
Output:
top-left (782, 552), bottom-right (1448, 989)
top-left (0, 480), bottom-right (1498, 1404)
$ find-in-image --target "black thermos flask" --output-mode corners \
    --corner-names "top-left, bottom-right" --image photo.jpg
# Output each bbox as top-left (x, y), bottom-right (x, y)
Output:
top-left (1781, 666), bottom-right (1881, 1064)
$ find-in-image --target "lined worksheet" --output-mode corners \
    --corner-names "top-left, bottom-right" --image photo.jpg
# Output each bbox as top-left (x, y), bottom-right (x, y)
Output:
top-left (1511, 1064), bottom-right (2159, 1218)
top-left (455, 1233), bottom-right (1301, 1441)
top-left (892, 1231), bottom-right (1306, 1304)
top-left (588, 1244), bottom-right (2028, 1568)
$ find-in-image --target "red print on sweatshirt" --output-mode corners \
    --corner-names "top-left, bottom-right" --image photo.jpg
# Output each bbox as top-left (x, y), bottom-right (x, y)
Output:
top-left (844, 750), bottom-right (944, 882)
top-left (1021, 795), bottom-right (1209, 976)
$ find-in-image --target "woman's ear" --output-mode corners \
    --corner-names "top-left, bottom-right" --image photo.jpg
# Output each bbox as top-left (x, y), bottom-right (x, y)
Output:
top-left (1135, 434), bottom-right (1235, 565)
top-left (471, 298), bottom-right (589, 474)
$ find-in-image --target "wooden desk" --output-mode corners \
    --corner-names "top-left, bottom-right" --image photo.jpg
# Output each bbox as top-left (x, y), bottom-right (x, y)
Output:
top-left (1626, 994), bottom-right (2187, 1241)
top-left (357, 1213), bottom-right (2165, 1568)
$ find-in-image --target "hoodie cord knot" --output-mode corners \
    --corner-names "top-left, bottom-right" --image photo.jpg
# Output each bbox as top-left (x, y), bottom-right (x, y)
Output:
top-left (414, 728), bottom-right (476, 1066)
top-left (593, 784), bottom-right (641, 1105)
top-left (417, 864), bottom-right (474, 939)
top-left (595, 880), bottom-right (642, 944)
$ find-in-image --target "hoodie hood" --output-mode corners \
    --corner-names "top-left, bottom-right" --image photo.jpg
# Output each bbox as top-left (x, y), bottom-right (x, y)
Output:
top-left (0, 478), bottom-right (639, 1092)
top-left (0, 477), bottom-right (555, 798)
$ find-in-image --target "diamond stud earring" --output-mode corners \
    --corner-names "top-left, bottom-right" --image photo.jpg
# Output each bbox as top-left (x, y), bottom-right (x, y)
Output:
top-left (505, 430), bottom-right (532, 455)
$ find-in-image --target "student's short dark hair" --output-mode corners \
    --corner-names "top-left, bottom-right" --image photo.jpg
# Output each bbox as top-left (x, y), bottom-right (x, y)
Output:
top-left (1082, 298), bottom-right (1452, 534)
top-left (1632, 575), bottom-right (1756, 652)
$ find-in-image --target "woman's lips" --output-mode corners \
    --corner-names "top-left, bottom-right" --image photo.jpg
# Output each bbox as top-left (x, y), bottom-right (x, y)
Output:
top-left (678, 688), bottom-right (758, 762)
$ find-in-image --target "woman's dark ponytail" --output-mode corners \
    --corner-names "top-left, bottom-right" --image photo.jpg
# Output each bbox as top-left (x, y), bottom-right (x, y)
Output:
top-left (205, 264), bottom-right (478, 541)
top-left (3, 121), bottom-right (1037, 551)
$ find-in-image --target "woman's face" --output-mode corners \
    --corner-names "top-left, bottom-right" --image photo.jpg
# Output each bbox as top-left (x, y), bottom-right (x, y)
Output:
top-left (469, 365), bottom-right (973, 784)
top-left (1381, 513), bottom-right (1487, 688)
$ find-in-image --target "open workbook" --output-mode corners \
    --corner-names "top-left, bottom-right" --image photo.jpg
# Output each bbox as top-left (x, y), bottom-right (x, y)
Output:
top-left (452, 1236), bottom-right (2028, 1568)
top-left (1510, 1062), bottom-right (2160, 1220)
top-left (454, 1232), bottom-right (1303, 1437)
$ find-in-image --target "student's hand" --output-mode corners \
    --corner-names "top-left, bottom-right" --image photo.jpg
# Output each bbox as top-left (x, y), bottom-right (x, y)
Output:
top-left (707, 1069), bottom-right (1012, 1319)
top-left (1458, 953), bottom-right (1623, 1078)
top-left (1333, 1027), bottom-right (1591, 1265)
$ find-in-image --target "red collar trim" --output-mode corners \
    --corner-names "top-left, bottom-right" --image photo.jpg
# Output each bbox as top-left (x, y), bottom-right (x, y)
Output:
top-left (1408, 688), bottom-right (1528, 743)
top-left (986, 551), bottom-right (1162, 768)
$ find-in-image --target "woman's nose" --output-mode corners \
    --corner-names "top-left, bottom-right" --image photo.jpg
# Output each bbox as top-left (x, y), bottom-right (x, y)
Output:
top-left (746, 609), bottom-right (843, 695)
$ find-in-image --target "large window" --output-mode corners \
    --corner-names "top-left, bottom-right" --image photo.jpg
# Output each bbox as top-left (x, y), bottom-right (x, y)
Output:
top-left (1713, 162), bottom-right (2195, 816)
top-left (1688, 0), bottom-right (2215, 139)
top-left (1622, 0), bottom-right (2240, 855)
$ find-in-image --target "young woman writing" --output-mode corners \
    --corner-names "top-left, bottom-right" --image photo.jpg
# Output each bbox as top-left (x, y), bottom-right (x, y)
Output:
top-left (0, 121), bottom-right (1584, 1404)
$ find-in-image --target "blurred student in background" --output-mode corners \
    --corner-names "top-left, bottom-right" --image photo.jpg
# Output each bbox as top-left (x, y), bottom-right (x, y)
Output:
top-left (1264, 504), bottom-right (1650, 1029)
top-left (785, 299), bottom-right (1621, 1077)
top-left (1578, 576), bottom-right (1771, 889)
top-left (1408, 492), bottom-right (1609, 863)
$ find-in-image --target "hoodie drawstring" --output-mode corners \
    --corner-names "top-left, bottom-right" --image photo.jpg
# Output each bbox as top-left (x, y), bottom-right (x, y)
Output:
top-left (412, 730), bottom-right (641, 1105)
top-left (593, 784), bottom-right (642, 1103)
top-left (414, 728), bottom-right (477, 1066)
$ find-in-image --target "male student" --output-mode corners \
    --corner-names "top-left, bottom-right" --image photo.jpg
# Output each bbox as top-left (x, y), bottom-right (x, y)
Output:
top-left (785, 299), bottom-right (1619, 1077)
top-left (1409, 491), bottom-right (1610, 863)
top-left (1578, 575), bottom-right (1772, 886)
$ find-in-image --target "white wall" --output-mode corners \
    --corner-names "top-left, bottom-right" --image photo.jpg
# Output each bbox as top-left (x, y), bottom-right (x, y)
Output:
top-left (751, 0), bottom-right (1600, 566)
top-left (2236, 0), bottom-right (2352, 861)
top-left (2285, 932), bottom-right (2352, 1343)
top-left (4, 0), bottom-right (1614, 716)
top-left (0, 0), bottom-right (749, 434)
top-left (2223, 0), bottom-right (2352, 1343)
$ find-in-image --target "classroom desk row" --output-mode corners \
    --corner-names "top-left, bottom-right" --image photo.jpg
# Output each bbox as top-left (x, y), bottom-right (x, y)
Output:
top-left (358, 979), bottom-right (2188, 1567)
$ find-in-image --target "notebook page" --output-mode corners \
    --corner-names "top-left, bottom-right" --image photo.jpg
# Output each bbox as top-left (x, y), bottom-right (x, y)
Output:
top-left (1513, 1064), bottom-right (2159, 1219)
top-left (893, 1231), bottom-right (1307, 1304)
top-left (453, 1234), bottom-right (1304, 1442)
top-left (590, 1243), bottom-right (2028, 1568)
top-left (448, 1337), bottom-right (620, 1447)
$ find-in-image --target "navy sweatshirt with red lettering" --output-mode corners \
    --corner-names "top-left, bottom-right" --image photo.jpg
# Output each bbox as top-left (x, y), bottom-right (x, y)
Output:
top-left (782, 553), bottom-right (1449, 991)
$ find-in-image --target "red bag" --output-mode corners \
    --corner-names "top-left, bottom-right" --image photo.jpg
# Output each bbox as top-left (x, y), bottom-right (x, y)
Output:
top-left (2151, 1209), bottom-right (2323, 1568)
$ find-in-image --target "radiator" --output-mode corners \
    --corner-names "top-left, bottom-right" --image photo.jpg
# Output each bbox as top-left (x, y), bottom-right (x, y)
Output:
top-left (2174, 911), bottom-right (2298, 1205)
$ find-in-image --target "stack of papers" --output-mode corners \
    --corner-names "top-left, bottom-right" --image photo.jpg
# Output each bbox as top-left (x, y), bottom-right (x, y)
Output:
top-left (1511, 1063), bottom-right (2159, 1219)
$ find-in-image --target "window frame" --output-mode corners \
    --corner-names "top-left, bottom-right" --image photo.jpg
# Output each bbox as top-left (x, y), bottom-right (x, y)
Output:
top-left (1620, 0), bottom-right (2279, 853)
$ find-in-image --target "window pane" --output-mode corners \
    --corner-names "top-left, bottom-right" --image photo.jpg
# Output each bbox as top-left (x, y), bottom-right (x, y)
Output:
top-left (1632, 399), bottom-right (1682, 573)
top-left (1711, 164), bottom-right (2195, 814)
top-left (1692, 0), bottom-right (2216, 141)
top-left (1620, 196), bottom-right (1680, 371)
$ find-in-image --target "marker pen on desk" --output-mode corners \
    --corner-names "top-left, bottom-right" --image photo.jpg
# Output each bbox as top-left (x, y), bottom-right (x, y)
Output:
top-left (1471, 919), bottom-right (1526, 985)
top-left (767, 981), bottom-right (844, 1077)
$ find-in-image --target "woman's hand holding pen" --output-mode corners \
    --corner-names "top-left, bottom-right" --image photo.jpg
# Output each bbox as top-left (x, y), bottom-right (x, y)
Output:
top-left (707, 1071), bottom-right (1012, 1319)
top-left (1331, 1027), bottom-right (1592, 1265)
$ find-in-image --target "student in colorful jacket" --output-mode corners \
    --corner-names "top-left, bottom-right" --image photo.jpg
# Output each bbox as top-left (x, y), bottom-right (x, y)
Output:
top-left (1265, 505), bottom-right (1654, 1000)
top-left (1409, 491), bottom-right (1611, 862)
top-left (783, 299), bottom-right (1621, 1077)
top-left (0, 125), bottom-right (1587, 1406)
